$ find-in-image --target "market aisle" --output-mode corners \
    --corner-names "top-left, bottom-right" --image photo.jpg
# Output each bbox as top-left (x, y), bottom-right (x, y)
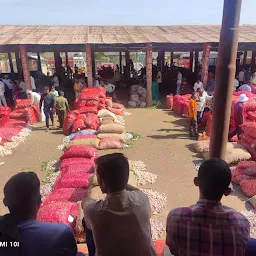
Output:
top-left (0, 122), bottom-right (64, 215)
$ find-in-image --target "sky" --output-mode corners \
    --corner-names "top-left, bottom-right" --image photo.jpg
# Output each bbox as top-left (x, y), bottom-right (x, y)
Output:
top-left (0, 0), bottom-right (255, 25)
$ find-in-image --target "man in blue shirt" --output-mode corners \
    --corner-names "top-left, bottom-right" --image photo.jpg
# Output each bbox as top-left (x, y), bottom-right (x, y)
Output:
top-left (0, 172), bottom-right (77, 256)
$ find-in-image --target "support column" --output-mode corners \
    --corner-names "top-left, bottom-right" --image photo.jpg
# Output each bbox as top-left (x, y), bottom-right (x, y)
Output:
top-left (194, 51), bottom-right (199, 76)
top-left (189, 51), bottom-right (194, 71)
top-left (86, 44), bottom-right (93, 88)
top-left (92, 50), bottom-right (95, 76)
top-left (8, 52), bottom-right (14, 73)
top-left (157, 48), bottom-right (165, 71)
top-left (146, 43), bottom-right (153, 106)
top-left (119, 52), bottom-right (122, 75)
top-left (15, 51), bottom-right (22, 76)
top-left (243, 51), bottom-right (247, 65)
top-left (251, 51), bottom-right (256, 69)
top-left (19, 45), bottom-right (32, 90)
top-left (37, 52), bottom-right (42, 72)
top-left (65, 52), bottom-right (69, 65)
top-left (201, 43), bottom-right (211, 88)
top-left (125, 50), bottom-right (130, 78)
top-left (54, 51), bottom-right (62, 77)
top-left (170, 52), bottom-right (174, 66)
top-left (209, 0), bottom-right (242, 159)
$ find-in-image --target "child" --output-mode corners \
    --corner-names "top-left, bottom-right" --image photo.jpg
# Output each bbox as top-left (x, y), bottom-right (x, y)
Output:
top-left (50, 87), bottom-right (59, 100)
top-left (82, 153), bottom-right (157, 256)
top-left (189, 92), bottom-right (198, 138)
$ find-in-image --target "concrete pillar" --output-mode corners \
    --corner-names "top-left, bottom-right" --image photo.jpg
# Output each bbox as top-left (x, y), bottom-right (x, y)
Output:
top-left (194, 51), bottom-right (199, 76)
top-left (157, 48), bottom-right (165, 71)
top-left (15, 51), bottom-right (22, 76)
top-left (54, 51), bottom-right (62, 77)
top-left (146, 43), bottom-right (153, 106)
top-left (86, 44), bottom-right (93, 88)
top-left (19, 45), bottom-right (32, 90)
top-left (170, 52), bottom-right (174, 66)
top-left (201, 43), bottom-right (211, 88)
top-left (190, 51), bottom-right (194, 71)
top-left (8, 52), bottom-right (14, 73)
top-left (119, 52), bottom-right (122, 75)
top-left (243, 51), bottom-right (247, 65)
top-left (92, 50), bottom-right (95, 76)
top-left (37, 52), bottom-right (42, 72)
top-left (251, 51), bottom-right (256, 69)
top-left (65, 52), bottom-right (68, 65)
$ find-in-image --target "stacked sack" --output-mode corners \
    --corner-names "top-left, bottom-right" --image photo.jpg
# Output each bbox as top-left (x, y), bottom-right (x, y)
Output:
top-left (10, 99), bottom-right (40, 125)
top-left (232, 161), bottom-right (256, 197)
top-left (172, 95), bottom-right (189, 116)
top-left (0, 106), bottom-right (11, 127)
top-left (38, 145), bottom-right (97, 242)
top-left (97, 109), bottom-right (126, 150)
top-left (128, 85), bottom-right (147, 108)
top-left (165, 94), bottom-right (174, 110)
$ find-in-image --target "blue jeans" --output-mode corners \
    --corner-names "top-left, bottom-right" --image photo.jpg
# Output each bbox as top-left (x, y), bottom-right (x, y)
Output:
top-left (82, 218), bottom-right (95, 256)
top-left (44, 109), bottom-right (54, 129)
top-left (176, 83), bottom-right (181, 95)
top-left (197, 111), bottom-right (203, 124)
top-left (246, 238), bottom-right (256, 256)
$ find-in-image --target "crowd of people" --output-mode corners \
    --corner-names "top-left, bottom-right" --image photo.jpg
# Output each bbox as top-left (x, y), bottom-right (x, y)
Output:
top-left (0, 154), bottom-right (255, 256)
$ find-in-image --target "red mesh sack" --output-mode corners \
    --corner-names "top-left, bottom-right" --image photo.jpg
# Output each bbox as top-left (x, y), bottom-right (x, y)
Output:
top-left (98, 138), bottom-right (124, 150)
top-left (10, 110), bottom-right (26, 120)
top-left (244, 168), bottom-right (256, 177)
top-left (181, 101), bottom-right (189, 115)
top-left (63, 110), bottom-right (80, 135)
top-left (72, 118), bottom-right (86, 133)
top-left (24, 107), bottom-right (37, 124)
top-left (73, 134), bottom-right (97, 140)
top-left (200, 111), bottom-right (211, 127)
top-left (85, 113), bottom-right (99, 130)
top-left (107, 107), bottom-right (124, 116)
top-left (37, 202), bottom-right (78, 229)
top-left (80, 92), bottom-right (99, 101)
top-left (233, 91), bottom-right (253, 98)
top-left (166, 94), bottom-right (173, 109)
top-left (206, 115), bottom-right (212, 137)
top-left (232, 171), bottom-right (255, 184)
top-left (3, 121), bottom-right (26, 129)
top-left (247, 111), bottom-right (256, 122)
top-left (54, 171), bottom-right (92, 189)
top-left (60, 157), bottom-right (95, 173)
top-left (31, 105), bottom-right (41, 122)
top-left (15, 99), bottom-right (31, 110)
top-left (240, 179), bottom-right (256, 197)
top-left (79, 106), bottom-right (98, 114)
top-left (42, 188), bottom-right (86, 206)
top-left (245, 99), bottom-right (256, 111)
top-left (97, 103), bottom-right (106, 111)
top-left (237, 161), bottom-right (256, 170)
top-left (241, 122), bottom-right (256, 139)
top-left (82, 87), bottom-right (106, 98)
top-left (63, 164), bottom-right (94, 177)
top-left (86, 100), bottom-right (99, 107)
top-left (112, 103), bottom-right (125, 110)
top-left (61, 145), bottom-right (98, 160)
top-left (105, 99), bottom-right (112, 108)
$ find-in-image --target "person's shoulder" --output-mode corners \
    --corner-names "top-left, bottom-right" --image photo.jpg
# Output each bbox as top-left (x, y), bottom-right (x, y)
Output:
top-left (35, 221), bottom-right (73, 235)
top-left (222, 206), bottom-right (250, 226)
top-left (127, 189), bottom-right (150, 205)
top-left (167, 206), bottom-right (194, 222)
top-left (83, 198), bottom-right (104, 215)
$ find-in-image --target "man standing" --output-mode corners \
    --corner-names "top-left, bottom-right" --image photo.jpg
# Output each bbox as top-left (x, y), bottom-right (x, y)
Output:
top-left (176, 70), bottom-right (182, 95)
top-left (240, 81), bottom-right (252, 92)
top-left (30, 75), bottom-right (36, 91)
top-left (238, 68), bottom-right (245, 86)
top-left (234, 78), bottom-right (239, 91)
top-left (40, 86), bottom-right (54, 131)
top-left (55, 91), bottom-right (69, 128)
top-left (0, 79), bottom-right (7, 107)
top-left (194, 78), bottom-right (204, 92)
top-left (228, 93), bottom-right (248, 140)
top-left (2, 75), bottom-right (13, 107)
top-left (245, 67), bottom-right (252, 83)
top-left (74, 64), bottom-right (78, 77)
top-left (27, 90), bottom-right (41, 108)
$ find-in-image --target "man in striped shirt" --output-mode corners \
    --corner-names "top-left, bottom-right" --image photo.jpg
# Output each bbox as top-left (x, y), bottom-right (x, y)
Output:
top-left (166, 159), bottom-right (250, 256)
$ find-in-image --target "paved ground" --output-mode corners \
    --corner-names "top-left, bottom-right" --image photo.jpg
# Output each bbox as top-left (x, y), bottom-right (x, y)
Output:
top-left (0, 109), bottom-right (248, 219)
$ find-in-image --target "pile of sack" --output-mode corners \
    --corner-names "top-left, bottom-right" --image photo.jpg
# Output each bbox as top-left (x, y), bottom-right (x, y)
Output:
top-left (37, 145), bottom-right (97, 242)
top-left (165, 94), bottom-right (174, 110)
top-left (10, 99), bottom-right (40, 125)
top-left (232, 161), bottom-right (256, 197)
top-left (172, 95), bottom-right (189, 116)
top-left (0, 106), bottom-right (11, 127)
top-left (128, 85), bottom-right (147, 108)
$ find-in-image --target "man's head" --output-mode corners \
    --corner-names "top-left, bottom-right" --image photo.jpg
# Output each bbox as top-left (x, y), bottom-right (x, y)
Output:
top-left (194, 159), bottom-right (231, 201)
top-left (197, 88), bottom-right (203, 96)
top-left (59, 90), bottom-right (64, 97)
top-left (196, 77), bottom-right (201, 83)
top-left (51, 87), bottom-right (56, 92)
top-left (3, 172), bottom-right (41, 219)
top-left (95, 153), bottom-right (129, 194)
top-left (191, 92), bottom-right (197, 100)
top-left (44, 86), bottom-right (50, 94)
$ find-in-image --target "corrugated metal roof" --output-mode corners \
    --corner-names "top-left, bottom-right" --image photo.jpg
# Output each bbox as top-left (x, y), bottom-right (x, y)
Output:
top-left (0, 25), bottom-right (255, 45)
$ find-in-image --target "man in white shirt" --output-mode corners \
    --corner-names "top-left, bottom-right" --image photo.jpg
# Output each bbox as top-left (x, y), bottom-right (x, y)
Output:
top-left (194, 79), bottom-right (204, 92)
top-left (27, 90), bottom-right (41, 107)
top-left (83, 153), bottom-right (157, 256)
top-left (239, 81), bottom-right (252, 92)
top-left (52, 74), bottom-right (60, 90)
top-left (234, 78), bottom-right (239, 91)
top-left (177, 71), bottom-right (182, 95)
top-left (196, 88), bottom-right (213, 123)
top-left (238, 69), bottom-right (245, 86)
top-left (0, 80), bottom-right (7, 107)
top-left (30, 76), bottom-right (36, 91)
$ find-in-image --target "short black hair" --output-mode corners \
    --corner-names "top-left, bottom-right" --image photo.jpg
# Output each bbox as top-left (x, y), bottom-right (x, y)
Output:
top-left (44, 86), bottom-right (49, 91)
top-left (96, 153), bottom-right (129, 192)
top-left (3, 172), bottom-right (41, 212)
top-left (198, 159), bottom-right (231, 201)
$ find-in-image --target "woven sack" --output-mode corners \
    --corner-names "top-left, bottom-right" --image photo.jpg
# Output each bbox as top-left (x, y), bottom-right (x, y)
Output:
top-left (68, 138), bottom-right (100, 149)
top-left (97, 133), bottom-right (125, 141)
top-left (98, 123), bottom-right (124, 134)
top-left (98, 109), bottom-right (116, 120)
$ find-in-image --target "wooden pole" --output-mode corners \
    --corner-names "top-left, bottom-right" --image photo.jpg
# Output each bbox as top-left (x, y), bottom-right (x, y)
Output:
top-left (19, 45), bottom-right (32, 90)
top-left (119, 52), bottom-right (122, 75)
top-left (146, 43), bottom-right (153, 106)
top-left (86, 44), bottom-right (93, 88)
top-left (243, 51), bottom-right (247, 65)
top-left (54, 51), bottom-right (61, 77)
top-left (92, 50), bottom-right (95, 76)
top-left (15, 51), bottom-right (22, 76)
top-left (251, 51), bottom-right (256, 69)
top-left (201, 43), bottom-right (211, 88)
top-left (37, 52), bottom-right (42, 72)
top-left (190, 51), bottom-right (194, 72)
top-left (209, 0), bottom-right (242, 159)
top-left (157, 48), bottom-right (165, 71)
top-left (65, 52), bottom-right (69, 65)
top-left (171, 52), bottom-right (174, 66)
top-left (194, 51), bottom-right (199, 76)
top-left (8, 52), bottom-right (14, 73)
top-left (125, 50), bottom-right (130, 78)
